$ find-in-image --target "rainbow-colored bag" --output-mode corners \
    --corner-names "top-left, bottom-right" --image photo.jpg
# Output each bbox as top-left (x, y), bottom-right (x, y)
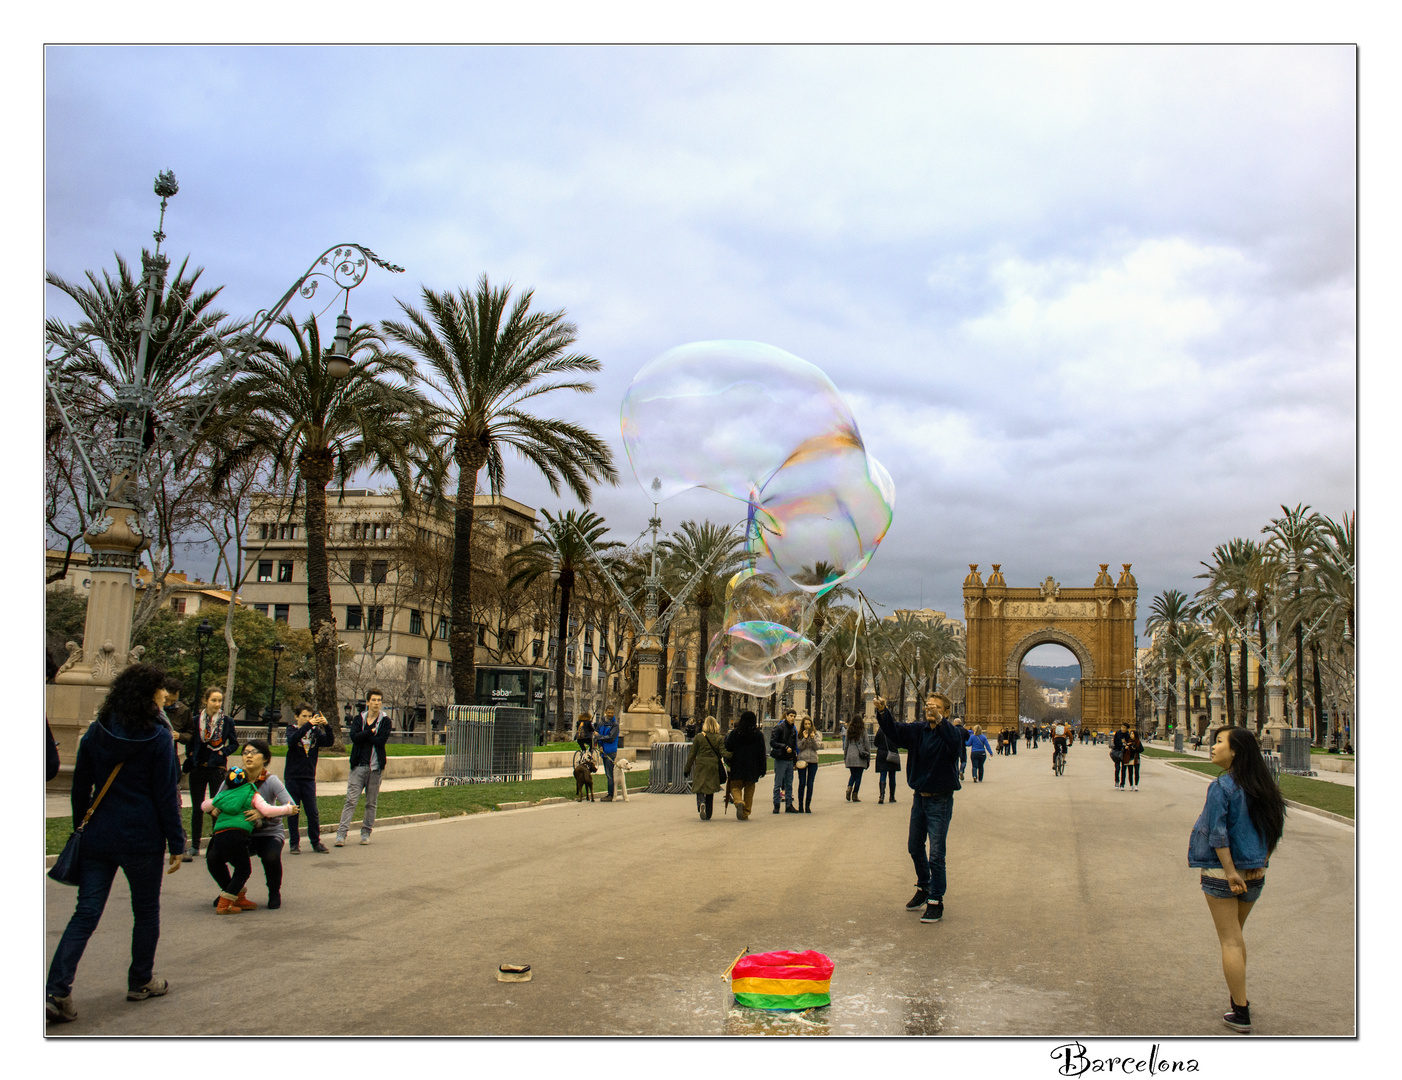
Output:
top-left (730, 950), bottom-right (833, 1010)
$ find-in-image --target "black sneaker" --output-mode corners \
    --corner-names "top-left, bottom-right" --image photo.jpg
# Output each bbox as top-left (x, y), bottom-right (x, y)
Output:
top-left (905, 889), bottom-right (928, 910)
top-left (1223, 1001), bottom-right (1251, 1033)
top-left (267, 893), bottom-right (282, 910)
top-left (773, 804), bottom-right (780, 814)
top-left (785, 803), bottom-right (799, 813)
top-left (289, 845), bottom-right (301, 854)
top-left (311, 843), bottom-right (330, 853)
top-left (920, 900), bottom-right (944, 923)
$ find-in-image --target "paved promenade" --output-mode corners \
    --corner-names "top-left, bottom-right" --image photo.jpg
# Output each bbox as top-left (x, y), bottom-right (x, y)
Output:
top-left (44, 742), bottom-right (1355, 1037)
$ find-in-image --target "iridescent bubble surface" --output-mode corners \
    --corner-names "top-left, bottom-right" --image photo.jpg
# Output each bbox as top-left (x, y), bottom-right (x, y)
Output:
top-left (622, 340), bottom-right (894, 695)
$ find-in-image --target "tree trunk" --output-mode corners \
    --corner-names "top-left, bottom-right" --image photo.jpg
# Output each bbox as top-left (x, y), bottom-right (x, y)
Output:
top-left (813, 654), bottom-right (824, 729)
top-left (556, 578), bottom-right (572, 736)
top-left (301, 450), bottom-right (341, 742)
top-left (1167, 658), bottom-right (1178, 736)
top-left (1254, 604), bottom-right (1268, 733)
top-left (696, 600), bottom-right (711, 723)
top-left (1311, 640), bottom-right (1325, 744)
top-left (1222, 631), bottom-right (1235, 728)
top-left (449, 456), bottom-right (482, 706)
top-left (834, 668), bottom-right (842, 732)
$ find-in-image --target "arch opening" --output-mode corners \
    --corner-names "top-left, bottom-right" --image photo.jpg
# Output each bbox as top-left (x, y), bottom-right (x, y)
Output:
top-left (1017, 642), bottom-right (1082, 729)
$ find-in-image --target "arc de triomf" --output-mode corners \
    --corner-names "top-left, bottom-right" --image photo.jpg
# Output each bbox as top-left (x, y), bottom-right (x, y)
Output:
top-left (962, 563), bottom-right (1138, 735)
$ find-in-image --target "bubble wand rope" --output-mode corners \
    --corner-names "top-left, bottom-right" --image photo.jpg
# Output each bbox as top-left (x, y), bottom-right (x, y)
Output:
top-left (857, 589), bottom-right (919, 691)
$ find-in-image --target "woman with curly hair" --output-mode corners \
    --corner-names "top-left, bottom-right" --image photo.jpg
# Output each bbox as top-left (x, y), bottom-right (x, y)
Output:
top-left (1189, 726), bottom-right (1286, 1034)
top-left (46, 663), bottom-right (186, 1024)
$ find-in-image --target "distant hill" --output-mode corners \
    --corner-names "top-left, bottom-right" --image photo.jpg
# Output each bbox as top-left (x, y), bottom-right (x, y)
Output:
top-left (1022, 664), bottom-right (1080, 690)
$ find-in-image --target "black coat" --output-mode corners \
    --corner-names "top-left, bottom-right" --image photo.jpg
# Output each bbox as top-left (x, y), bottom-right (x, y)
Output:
top-left (186, 712), bottom-right (237, 770)
top-left (725, 728), bottom-right (768, 784)
top-left (348, 714), bottom-right (391, 771)
top-left (284, 720), bottom-right (334, 779)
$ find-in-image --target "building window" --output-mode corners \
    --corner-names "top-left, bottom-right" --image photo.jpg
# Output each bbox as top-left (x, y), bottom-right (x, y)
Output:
top-left (532, 640), bottom-right (543, 660)
top-left (506, 524), bottom-right (524, 544)
top-left (505, 630), bottom-right (517, 651)
top-left (349, 561), bottom-right (365, 584)
top-left (436, 660), bottom-right (450, 676)
top-left (278, 523), bottom-right (297, 540)
top-left (278, 561), bottom-right (294, 583)
top-left (259, 523), bottom-right (270, 540)
top-left (437, 617), bottom-right (450, 640)
top-left (258, 560), bottom-right (273, 582)
top-left (477, 624), bottom-right (488, 646)
top-left (409, 609), bottom-right (423, 636)
top-left (254, 603), bottom-right (269, 616)
top-left (346, 605), bottom-right (363, 630)
top-left (371, 560), bottom-right (388, 584)
top-left (407, 656), bottom-right (421, 679)
top-left (171, 597), bottom-right (186, 614)
top-left (583, 653), bottom-right (593, 672)
top-left (368, 605), bottom-right (385, 631)
top-left (274, 604), bottom-right (290, 623)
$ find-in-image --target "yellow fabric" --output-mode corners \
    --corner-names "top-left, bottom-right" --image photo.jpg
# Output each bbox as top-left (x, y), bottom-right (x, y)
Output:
top-left (730, 977), bottom-right (831, 995)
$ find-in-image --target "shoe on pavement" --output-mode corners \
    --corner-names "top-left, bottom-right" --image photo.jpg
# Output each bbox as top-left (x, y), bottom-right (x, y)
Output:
top-left (334, 837), bottom-right (345, 847)
top-left (905, 889), bottom-right (928, 910)
top-left (232, 890), bottom-right (258, 911)
top-left (181, 853), bottom-right (194, 862)
top-left (267, 892), bottom-right (281, 910)
top-left (46, 993), bottom-right (76, 1023)
top-left (289, 845), bottom-right (301, 854)
top-left (920, 900), bottom-right (945, 923)
top-left (216, 892), bottom-right (241, 914)
top-left (126, 978), bottom-right (168, 1001)
top-left (772, 804), bottom-right (780, 814)
top-left (785, 803), bottom-right (799, 813)
top-left (311, 843), bottom-right (330, 853)
top-left (359, 836), bottom-right (370, 845)
top-left (1223, 1000), bottom-right (1251, 1033)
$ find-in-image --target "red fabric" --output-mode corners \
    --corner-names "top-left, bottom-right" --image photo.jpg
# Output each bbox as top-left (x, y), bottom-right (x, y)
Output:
top-left (731, 950), bottom-right (834, 982)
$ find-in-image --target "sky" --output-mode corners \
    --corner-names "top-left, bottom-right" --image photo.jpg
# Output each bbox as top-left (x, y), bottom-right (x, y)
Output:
top-left (41, 45), bottom-right (1358, 668)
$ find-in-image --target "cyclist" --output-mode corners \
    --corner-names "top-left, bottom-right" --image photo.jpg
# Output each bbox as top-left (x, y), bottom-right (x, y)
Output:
top-left (1051, 719), bottom-right (1071, 773)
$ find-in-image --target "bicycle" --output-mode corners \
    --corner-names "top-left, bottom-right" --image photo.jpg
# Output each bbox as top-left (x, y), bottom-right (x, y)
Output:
top-left (1053, 744), bottom-right (1066, 776)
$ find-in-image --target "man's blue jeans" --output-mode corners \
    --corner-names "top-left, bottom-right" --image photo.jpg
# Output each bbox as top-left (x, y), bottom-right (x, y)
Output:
top-left (601, 752), bottom-right (616, 797)
top-left (908, 792), bottom-right (954, 899)
top-left (772, 760), bottom-right (795, 806)
top-left (47, 849), bottom-right (165, 996)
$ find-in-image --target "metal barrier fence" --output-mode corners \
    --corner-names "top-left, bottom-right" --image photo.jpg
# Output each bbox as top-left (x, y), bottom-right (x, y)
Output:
top-left (1263, 750), bottom-right (1281, 780)
top-left (648, 742), bottom-right (692, 794)
top-left (1276, 727), bottom-right (1315, 776)
top-left (436, 705), bottom-right (535, 785)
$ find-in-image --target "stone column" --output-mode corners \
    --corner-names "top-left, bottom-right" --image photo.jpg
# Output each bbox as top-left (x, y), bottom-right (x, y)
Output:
top-left (1176, 672), bottom-right (1189, 736)
top-left (621, 630), bottom-right (677, 748)
top-left (1209, 658), bottom-right (1225, 731)
top-left (47, 497), bottom-right (151, 777)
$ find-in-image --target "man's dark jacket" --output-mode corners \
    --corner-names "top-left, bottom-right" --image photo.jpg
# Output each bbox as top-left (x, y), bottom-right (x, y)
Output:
top-left (285, 720), bottom-right (334, 779)
top-left (348, 714), bottom-right (391, 770)
top-left (875, 705), bottom-right (963, 795)
top-left (768, 720), bottom-right (798, 762)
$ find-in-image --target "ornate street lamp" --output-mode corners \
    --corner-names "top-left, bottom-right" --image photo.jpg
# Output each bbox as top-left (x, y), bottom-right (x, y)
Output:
top-left (265, 641), bottom-right (286, 744)
top-left (193, 618), bottom-right (214, 713)
top-left (46, 173), bottom-right (403, 755)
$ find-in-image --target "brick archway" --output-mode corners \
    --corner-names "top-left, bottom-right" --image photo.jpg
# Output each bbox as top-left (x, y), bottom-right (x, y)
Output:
top-left (963, 563), bottom-right (1137, 736)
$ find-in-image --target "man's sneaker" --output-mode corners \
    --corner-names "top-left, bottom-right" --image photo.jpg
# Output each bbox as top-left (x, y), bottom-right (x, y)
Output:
top-left (905, 889), bottom-right (928, 910)
top-left (126, 978), bottom-right (168, 1001)
top-left (1223, 1001), bottom-right (1251, 1033)
top-left (785, 803), bottom-right (799, 813)
top-left (359, 836), bottom-right (370, 845)
top-left (289, 845), bottom-right (301, 854)
top-left (311, 843), bottom-right (330, 853)
top-left (334, 837), bottom-right (345, 847)
top-left (920, 900), bottom-right (945, 923)
top-left (46, 992), bottom-right (76, 1023)
top-left (773, 804), bottom-right (780, 814)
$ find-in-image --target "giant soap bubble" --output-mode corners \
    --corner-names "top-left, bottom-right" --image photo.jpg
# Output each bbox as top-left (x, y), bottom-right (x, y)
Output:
top-left (621, 340), bottom-right (895, 695)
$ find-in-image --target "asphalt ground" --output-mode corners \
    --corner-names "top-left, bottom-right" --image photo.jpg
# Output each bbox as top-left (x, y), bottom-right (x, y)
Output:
top-left (42, 734), bottom-right (1356, 1039)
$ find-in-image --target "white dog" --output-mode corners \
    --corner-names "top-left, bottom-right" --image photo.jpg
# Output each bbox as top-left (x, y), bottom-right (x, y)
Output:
top-left (612, 756), bottom-right (634, 802)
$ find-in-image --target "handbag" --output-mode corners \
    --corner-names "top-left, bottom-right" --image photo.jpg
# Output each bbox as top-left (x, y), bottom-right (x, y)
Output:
top-left (886, 750), bottom-right (900, 765)
top-left (1110, 748), bottom-right (1123, 763)
top-left (48, 763), bottom-right (124, 886)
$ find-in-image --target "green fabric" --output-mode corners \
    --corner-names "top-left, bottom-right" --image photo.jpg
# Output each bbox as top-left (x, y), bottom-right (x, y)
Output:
top-left (732, 992), bottom-right (831, 1010)
top-left (210, 783), bottom-right (257, 834)
top-left (686, 734), bottom-right (730, 795)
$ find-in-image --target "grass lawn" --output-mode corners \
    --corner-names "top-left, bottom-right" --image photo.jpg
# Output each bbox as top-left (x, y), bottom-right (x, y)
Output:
top-left (1167, 760), bottom-right (1354, 820)
top-left (1140, 747), bottom-right (1195, 760)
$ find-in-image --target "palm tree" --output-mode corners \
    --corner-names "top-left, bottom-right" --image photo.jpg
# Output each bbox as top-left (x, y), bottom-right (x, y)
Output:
top-left (380, 276), bottom-right (618, 706)
top-left (222, 313), bottom-right (427, 740)
top-left (791, 562), bottom-right (855, 728)
top-left (661, 520), bottom-right (749, 722)
top-left (1145, 589), bottom-right (1191, 738)
top-left (1196, 538), bottom-right (1257, 728)
top-left (506, 509), bottom-right (619, 736)
top-left (1263, 504), bottom-right (1323, 737)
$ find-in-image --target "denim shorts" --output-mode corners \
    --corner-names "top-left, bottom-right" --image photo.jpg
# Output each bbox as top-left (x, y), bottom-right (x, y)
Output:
top-left (1200, 868), bottom-right (1265, 902)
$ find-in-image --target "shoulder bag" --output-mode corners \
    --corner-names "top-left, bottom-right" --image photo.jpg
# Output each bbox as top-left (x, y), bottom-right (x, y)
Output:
top-left (48, 763), bottom-right (124, 886)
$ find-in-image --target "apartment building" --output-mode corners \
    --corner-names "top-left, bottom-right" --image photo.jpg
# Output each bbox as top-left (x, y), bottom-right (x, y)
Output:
top-left (238, 489), bottom-right (549, 729)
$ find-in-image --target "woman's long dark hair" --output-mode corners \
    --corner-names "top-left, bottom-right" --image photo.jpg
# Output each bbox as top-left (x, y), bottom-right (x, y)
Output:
top-left (95, 662), bottom-right (167, 736)
top-left (1214, 725), bottom-right (1286, 854)
top-left (734, 710), bottom-right (758, 736)
top-left (846, 716), bottom-right (865, 740)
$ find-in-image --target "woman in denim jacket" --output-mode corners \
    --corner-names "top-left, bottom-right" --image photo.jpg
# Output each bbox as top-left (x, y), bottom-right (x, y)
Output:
top-left (1188, 726), bottom-right (1285, 1034)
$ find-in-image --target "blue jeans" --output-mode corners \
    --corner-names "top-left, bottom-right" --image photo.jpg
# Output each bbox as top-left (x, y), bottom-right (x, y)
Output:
top-left (971, 751), bottom-right (986, 781)
top-left (796, 763), bottom-right (816, 807)
top-left (848, 766), bottom-right (865, 795)
top-left (772, 760), bottom-right (795, 805)
top-left (878, 768), bottom-right (898, 798)
top-left (908, 792), bottom-right (954, 900)
top-left (47, 849), bottom-right (165, 996)
top-left (601, 752), bottom-right (617, 797)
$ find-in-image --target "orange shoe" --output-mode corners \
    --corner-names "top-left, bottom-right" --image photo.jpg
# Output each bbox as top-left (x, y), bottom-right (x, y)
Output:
top-left (216, 892), bottom-right (242, 914)
top-left (233, 889), bottom-right (258, 911)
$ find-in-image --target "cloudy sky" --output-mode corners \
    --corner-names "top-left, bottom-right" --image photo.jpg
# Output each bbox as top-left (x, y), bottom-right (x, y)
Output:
top-left (42, 45), bottom-right (1357, 666)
